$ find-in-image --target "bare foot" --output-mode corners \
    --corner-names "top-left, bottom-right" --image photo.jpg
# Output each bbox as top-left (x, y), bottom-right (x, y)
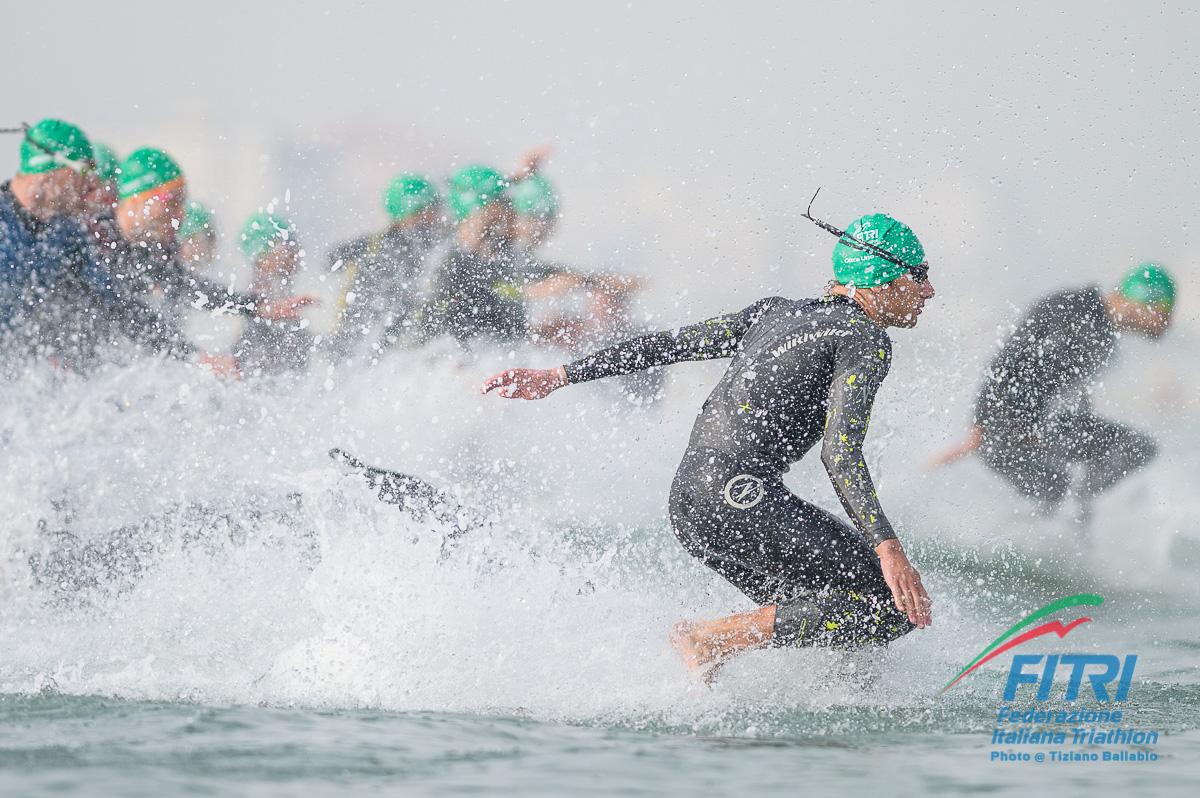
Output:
top-left (671, 621), bottom-right (719, 685)
top-left (670, 606), bottom-right (777, 686)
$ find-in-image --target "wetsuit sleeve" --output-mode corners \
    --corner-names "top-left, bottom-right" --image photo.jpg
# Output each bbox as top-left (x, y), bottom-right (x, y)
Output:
top-left (563, 297), bottom-right (778, 384)
top-left (819, 335), bottom-right (896, 547)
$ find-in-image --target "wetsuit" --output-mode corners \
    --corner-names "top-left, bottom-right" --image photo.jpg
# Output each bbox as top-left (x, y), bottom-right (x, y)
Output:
top-left (422, 246), bottom-right (558, 343)
top-left (99, 231), bottom-right (258, 324)
top-left (328, 227), bottom-right (440, 349)
top-left (0, 182), bottom-right (191, 364)
top-left (564, 295), bottom-right (914, 648)
top-left (232, 275), bottom-right (313, 375)
top-left (975, 287), bottom-right (1157, 509)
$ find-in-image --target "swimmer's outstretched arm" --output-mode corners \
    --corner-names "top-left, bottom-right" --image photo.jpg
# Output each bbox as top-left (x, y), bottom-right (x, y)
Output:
top-left (925, 424), bottom-right (983, 470)
top-left (482, 298), bottom-right (780, 399)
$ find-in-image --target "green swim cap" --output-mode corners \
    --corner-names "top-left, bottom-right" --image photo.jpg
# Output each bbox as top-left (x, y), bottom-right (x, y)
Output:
top-left (91, 142), bottom-right (119, 184)
top-left (383, 173), bottom-right (440, 221)
top-left (18, 119), bottom-right (93, 175)
top-left (179, 201), bottom-right (215, 241)
top-left (118, 148), bottom-right (184, 199)
top-left (446, 164), bottom-right (510, 220)
top-left (508, 173), bottom-right (560, 218)
top-left (239, 212), bottom-right (296, 262)
top-left (831, 213), bottom-right (925, 288)
top-left (1118, 262), bottom-right (1176, 310)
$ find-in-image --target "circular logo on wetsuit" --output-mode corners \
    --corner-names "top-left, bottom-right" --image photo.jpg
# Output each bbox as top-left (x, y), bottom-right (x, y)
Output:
top-left (723, 474), bottom-right (764, 509)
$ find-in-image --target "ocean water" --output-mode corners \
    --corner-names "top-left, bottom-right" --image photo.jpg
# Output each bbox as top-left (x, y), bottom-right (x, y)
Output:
top-left (1, 328), bottom-right (1197, 796)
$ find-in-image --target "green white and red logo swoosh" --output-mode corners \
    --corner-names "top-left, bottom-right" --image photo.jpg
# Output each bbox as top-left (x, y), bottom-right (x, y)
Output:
top-left (940, 593), bottom-right (1104, 695)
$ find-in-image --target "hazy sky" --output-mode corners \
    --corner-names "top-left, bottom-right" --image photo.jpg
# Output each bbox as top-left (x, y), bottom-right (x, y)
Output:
top-left (4, 1), bottom-right (1199, 323)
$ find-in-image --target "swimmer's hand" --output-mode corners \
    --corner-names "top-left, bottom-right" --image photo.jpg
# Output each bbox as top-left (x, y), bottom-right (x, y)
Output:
top-left (925, 424), bottom-right (983, 470)
top-left (513, 141), bottom-right (554, 180)
top-left (480, 366), bottom-right (568, 400)
top-left (876, 539), bottom-right (932, 629)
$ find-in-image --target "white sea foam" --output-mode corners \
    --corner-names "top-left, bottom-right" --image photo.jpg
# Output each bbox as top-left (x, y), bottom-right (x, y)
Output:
top-left (1, 322), bottom-right (1196, 723)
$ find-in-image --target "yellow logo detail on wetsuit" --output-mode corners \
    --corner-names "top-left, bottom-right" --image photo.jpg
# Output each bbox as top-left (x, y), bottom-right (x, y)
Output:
top-left (491, 281), bottom-right (522, 300)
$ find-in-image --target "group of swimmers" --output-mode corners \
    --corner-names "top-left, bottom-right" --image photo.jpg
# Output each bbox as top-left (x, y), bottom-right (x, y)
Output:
top-left (3, 118), bottom-right (1181, 681)
top-left (484, 206), bottom-right (1177, 678)
top-left (1, 119), bottom-right (641, 378)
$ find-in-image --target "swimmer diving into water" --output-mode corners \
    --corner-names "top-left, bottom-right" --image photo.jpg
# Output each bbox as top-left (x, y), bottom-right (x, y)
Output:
top-left (482, 206), bottom-right (934, 679)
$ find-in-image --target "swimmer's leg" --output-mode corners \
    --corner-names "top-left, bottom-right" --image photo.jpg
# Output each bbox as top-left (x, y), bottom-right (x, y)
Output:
top-left (978, 433), bottom-right (1070, 512)
top-left (773, 589), bottom-right (914, 649)
top-left (670, 588), bottom-right (914, 684)
top-left (668, 460), bottom-right (914, 680)
top-left (1044, 415), bottom-right (1157, 523)
top-left (1068, 417), bottom-right (1157, 497)
top-left (670, 605), bottom-right (776, 683)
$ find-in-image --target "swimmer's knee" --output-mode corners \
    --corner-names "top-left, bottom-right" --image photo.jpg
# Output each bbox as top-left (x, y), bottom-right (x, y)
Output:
top-left (772, 589), bottom-right (914, 650)
top-left (771, 598), bottom-right (821, 647)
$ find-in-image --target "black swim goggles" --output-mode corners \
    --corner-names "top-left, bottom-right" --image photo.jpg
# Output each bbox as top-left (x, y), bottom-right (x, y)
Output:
top-left (1, 122), bottom-right (95, 176)
top-left (802, 188), bottom-right (929, 284)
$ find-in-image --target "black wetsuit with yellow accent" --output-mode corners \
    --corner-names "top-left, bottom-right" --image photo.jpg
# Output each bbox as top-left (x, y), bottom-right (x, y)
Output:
top-left (564, 295), bottom-right (913, 648)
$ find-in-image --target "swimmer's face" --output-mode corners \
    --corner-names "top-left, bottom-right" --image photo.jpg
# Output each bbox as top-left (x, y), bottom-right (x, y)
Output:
top-left (20, 166), bottom-right (89, 220)
top-left (256, 240), bottom-right (302, 284)
top-left (117, 181), bottom-right (187, 246)
top-left (180, 233), bottom-right (217, 273)
top-left (514, 214), bottom-right (557, 250)
top-left (1108, 294), bottom-right (1173, 339)
top-left (481, 198), bottom-right (517, 246)
top-left (458, 198), bottom-right (517, 256)
top-left (874, 274), bottom-right (936, 328)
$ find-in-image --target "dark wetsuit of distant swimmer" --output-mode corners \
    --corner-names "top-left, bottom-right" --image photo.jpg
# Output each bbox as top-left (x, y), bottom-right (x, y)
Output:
top-left (977, 288), bottom-right (1155, 509)
top-left (932, 266), bottom-right (1176, 517)
top-left (564, 295), bottom-right (913, 647)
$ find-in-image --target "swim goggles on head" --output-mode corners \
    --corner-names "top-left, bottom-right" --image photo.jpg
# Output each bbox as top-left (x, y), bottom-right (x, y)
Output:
top-left (802, 188), bottom-right (929, 284)
top-left (1, 122), bottom-right (95, 176)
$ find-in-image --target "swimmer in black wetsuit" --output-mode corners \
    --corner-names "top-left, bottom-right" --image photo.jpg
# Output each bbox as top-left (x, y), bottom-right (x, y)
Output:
top-left (482, 211), bottom-right (935, 678)
top-left (929, 264), bottom-right (1175, 522)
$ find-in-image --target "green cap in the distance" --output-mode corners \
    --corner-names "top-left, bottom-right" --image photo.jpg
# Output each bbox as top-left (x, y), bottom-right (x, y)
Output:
top-left (508, 173), bottom-right (559, 218)
top-left (1118, 262), bottom-right (1176, 310)
top-left (239, 212), bottom-right (296, 261)
top-left (446, 164), bottom-right (510, 220)
top-left (179, 201), bottom-right (215, 241)
top-left (18, 119), bottom-right (94, 175)
top-left (118, 148), bottom-right (184, 199)
top-left (383, 173), bottom-right (440, 221)
top-left (831, 213), bottom-right (924, 288)
top-left (91, 142), bottom-right (119, 183)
